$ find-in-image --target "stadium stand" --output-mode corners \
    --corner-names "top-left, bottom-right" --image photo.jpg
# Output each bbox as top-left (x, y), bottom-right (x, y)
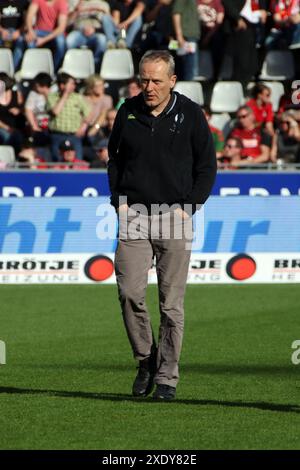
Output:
top-left (1, 0), bottom-right (300, 168)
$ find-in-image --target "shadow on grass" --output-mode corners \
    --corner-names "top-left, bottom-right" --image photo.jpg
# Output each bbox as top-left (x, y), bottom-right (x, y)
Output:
top-left (0, 386), bottom-right (299, 414)
top-left (20, 362), bottom-right (300, 377)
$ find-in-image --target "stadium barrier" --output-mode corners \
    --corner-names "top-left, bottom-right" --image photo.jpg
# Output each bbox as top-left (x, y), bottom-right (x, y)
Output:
top-left (1, 169), bottom-right (300, 197)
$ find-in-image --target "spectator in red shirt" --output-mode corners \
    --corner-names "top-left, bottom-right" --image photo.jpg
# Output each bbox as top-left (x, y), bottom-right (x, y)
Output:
top-left (24, 0), bottom-right (68, 71)
top-left (246, 83), bottom-right (275, 135)
top-left (230, 105), bottom-right (273, 163)
top-left (266, 0), bottom-right (300, 49)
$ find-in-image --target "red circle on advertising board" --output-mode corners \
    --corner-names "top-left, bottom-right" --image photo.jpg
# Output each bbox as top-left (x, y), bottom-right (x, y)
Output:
top-left (226, 254), bottom-right (257, 281)
top-left (231, 258), bottom-right (256, 280)
top-left (84, 256), bottom-right (114, 282)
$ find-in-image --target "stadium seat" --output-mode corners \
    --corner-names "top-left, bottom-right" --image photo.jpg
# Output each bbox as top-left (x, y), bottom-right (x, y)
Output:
top-left (0, 145), bottom-right (16, 165)
top-left (60, 49), bottom-right (95, 79)
top-left (16, 48), bottom-right (55, 80)
top-left (174, 81), bottom-right (204, 105)
top-left (210, 113), bottom-right (232, 137)
top-left (210, 81), bottom-right (245, 113)
top-left (0, 48), bottom-right (14, 77)
top-left (194, 50), bottom-right (214, 81)
top-left (100, 49), bottom-right (134, 80)
top-left (259, 51), bottom-right (295, 81)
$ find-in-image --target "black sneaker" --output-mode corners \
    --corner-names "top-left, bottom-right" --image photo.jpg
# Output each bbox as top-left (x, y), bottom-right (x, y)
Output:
top-left (153, 384), bottom-right (176, 401)
top-left (132, 352), bottom-right (157, 397)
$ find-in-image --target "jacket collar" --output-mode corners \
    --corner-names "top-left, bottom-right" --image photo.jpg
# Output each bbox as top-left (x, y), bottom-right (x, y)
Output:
top-left (128, 91), bottom-right (179, 118)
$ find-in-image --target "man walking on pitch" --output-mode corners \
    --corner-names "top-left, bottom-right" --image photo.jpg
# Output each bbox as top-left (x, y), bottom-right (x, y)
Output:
top-left (108, 50), bottom-right (216, 400)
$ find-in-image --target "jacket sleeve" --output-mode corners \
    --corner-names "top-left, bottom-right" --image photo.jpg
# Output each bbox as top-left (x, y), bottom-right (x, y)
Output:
top-left (183, 106), bottom-right (217, 208)
top-left (107, 104), bottom-right (127, 210)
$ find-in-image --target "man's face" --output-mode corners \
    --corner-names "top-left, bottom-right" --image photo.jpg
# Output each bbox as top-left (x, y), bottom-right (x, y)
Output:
top-left (259, 88), bottom-right (271, 104)
top-left (140, 60), bottom-right (176, 113)
top-left (223, 139), bottom-right (241, 159)
top-left (62, 149), bottom-right (76, 162)
top-left (35, 84), bottom-right (49, 96)
top-left (237, 109), bottom-right (255, 129)
top-left (93, 80), bottom-right (104, 96)
top-left (97, 147), bottom-right (109, 164)
top-left (59, 78), bottom-right (76, 93)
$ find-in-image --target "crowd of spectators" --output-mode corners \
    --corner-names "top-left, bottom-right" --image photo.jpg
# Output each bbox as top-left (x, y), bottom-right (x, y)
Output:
top-left (0, 0), bottom-right (300, 169)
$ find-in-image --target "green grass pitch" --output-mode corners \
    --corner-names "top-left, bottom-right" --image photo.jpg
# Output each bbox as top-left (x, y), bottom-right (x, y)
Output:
top-left (0, 284), bottom-right (299, 450)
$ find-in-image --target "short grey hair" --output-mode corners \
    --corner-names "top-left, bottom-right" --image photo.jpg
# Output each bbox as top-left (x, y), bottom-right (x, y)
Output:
top-left (237, 105), bottom-right (253, 115)
top-left (139, 50), bottom-right (175, 77)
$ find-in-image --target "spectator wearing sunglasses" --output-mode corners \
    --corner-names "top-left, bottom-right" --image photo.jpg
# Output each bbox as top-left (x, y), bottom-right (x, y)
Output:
top-left (275, 110), bottom-right (300, 163)
top-left (246, 83), bottom-right (275, 136)
top-left (218, 136), bottom-right (244, 169)
top-left (230, 105), bottom-right (273, 163)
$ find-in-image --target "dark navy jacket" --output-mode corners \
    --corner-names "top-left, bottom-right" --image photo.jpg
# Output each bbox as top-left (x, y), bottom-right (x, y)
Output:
top-left (108, 91), bottom-right (216, 212)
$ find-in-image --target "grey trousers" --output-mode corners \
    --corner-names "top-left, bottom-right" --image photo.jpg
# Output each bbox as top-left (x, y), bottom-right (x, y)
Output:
top-left (115, 210), bottom-right (193, 388)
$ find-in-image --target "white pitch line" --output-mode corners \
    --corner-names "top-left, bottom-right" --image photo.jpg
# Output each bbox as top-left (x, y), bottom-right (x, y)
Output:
top-left (0, 340), bottom-right (6, 365)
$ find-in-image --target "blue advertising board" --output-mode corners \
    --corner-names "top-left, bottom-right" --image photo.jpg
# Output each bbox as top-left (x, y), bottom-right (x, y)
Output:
top-left (0, 196), bottom-right (299, 254)
top-left (0, 171), bottom-right (300, 197)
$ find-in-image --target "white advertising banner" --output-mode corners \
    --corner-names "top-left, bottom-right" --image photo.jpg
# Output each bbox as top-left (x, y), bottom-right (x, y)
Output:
top-left (0, 253), bottom-right (299, 284)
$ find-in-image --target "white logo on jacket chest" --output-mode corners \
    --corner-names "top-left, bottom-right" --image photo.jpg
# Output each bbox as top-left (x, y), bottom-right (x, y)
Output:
top-left (170, 112), bottom-right (185, 133)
